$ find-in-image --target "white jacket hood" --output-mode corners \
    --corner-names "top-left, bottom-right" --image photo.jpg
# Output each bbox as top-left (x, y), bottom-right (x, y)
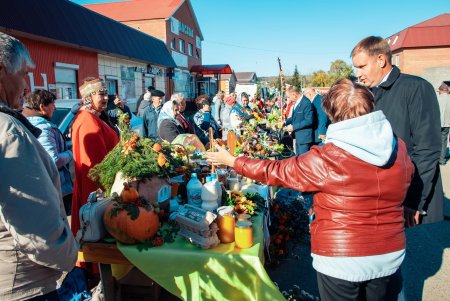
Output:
top-left (324, 111), bottom-right (395, 166)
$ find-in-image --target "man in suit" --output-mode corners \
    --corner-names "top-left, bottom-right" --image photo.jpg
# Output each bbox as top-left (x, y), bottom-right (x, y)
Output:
top-left (284, 86), bottom-right (314, 155)
top-left (304, 88), bottom-right (330, 146)
top-left (352, 36), bottom-right (442, 225)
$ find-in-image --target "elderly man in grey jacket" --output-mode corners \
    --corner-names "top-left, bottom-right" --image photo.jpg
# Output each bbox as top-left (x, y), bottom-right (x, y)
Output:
top-left (0, 32), bottom-right (78, 300)
top-left (437, 83), bottom-right (450, 165)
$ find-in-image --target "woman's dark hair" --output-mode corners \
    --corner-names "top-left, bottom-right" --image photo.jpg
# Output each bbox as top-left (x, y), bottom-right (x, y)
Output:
top-left (322, 78), bottom-right (374, 123)
top-left (195, 94), bottom-right (210, 109)
top-left (26, 89), bottom-right (56, 111)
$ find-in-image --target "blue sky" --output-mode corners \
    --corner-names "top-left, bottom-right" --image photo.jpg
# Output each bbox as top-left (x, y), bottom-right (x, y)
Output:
top-left (72, 0), bottom-right (447, 76)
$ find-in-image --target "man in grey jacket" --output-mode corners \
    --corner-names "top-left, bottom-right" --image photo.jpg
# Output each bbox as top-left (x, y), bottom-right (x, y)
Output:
top-left (437, 83), bottom-right (450, 165)
top-left (0, 32), bottom-right (78, 300)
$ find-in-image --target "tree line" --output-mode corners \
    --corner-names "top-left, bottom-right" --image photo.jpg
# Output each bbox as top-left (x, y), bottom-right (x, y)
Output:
top-left (263, 59), bottom-right (354, 90)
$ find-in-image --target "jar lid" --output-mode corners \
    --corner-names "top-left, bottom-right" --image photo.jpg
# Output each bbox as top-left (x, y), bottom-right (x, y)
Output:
top-left (235, 221), bottom-right (252, 228)
top-left (237, 214), bottom-right (251, 220)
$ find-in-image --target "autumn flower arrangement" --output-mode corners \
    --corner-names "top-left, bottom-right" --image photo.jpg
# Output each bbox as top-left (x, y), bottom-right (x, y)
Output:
top-left (89, 111), bottom-right (187, 195)
top-left (225, 190), bottom-right (266, 215)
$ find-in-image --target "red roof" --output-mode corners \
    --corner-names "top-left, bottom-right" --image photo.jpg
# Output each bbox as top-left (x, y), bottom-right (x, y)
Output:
top-left (190, 65), bottom-right (233, 75)
top-left (386, 13), bottom-right (450, 51)
top-left (85, 0), bottom-right (183, 20)
top-left (84, 0), bottom-right (203, 39)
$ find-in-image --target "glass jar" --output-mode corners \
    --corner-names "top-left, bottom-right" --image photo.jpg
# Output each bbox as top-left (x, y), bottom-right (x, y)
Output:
top-left (217, 214), bottom-right (235, 243)
top-left (235, 221), bottom-right (253, 249)
top-left (227, 178), bottom-right (240, 191)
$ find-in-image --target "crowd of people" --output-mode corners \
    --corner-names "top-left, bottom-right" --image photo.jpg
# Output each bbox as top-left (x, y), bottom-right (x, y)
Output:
top-left (0, 30), bottom-right (447, 301)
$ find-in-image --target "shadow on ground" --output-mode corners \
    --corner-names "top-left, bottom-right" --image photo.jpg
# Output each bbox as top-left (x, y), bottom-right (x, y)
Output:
top-left (267, 239), bottom-right (319, 298)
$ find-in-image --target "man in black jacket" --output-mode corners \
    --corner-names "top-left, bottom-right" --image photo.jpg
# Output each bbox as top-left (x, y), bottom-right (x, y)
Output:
top-left (142, 89), bottom-right (164, 139)
top-left (351, 36), bottom-right (443, 225)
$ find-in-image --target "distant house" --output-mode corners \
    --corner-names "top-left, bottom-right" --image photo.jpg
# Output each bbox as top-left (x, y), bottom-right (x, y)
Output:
top-left (218, 72), bottom-right (237, 95)
top-left (236, 72), bottom-right (258, 84)
top-left (386, 13), bottom-right (450, 87)
top-left (235, 72), bottom-right (258, 98)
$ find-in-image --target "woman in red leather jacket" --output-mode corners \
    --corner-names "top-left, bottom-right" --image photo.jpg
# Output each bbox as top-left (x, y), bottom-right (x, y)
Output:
top-left (207, 79), bottom-right (414, 301)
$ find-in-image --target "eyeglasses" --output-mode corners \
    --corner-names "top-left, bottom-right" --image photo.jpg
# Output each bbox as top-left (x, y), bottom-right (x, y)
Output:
top-left (93, 90), bottom-right (108, 96)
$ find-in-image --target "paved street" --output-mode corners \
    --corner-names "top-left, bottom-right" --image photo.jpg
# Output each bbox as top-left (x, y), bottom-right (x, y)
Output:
top-left (269, 164), bottom-right (450, 300)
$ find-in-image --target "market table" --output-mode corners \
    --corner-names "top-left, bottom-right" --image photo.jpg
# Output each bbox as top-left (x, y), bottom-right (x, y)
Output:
top-left (78, 213), bottom-right (285, 301)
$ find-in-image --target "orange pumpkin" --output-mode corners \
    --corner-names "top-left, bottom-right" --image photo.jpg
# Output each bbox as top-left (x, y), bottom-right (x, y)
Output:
top-left (157, 153), bottom-right (167, 167)
top-left (103, 202), bottom-right (160, 244)
top-left (153, 143), bottom-right (163, 152)
top-left (121, 182), bottom-right (139, 203)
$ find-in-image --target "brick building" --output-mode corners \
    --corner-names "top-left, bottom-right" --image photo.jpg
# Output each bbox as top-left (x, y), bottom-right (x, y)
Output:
top-left (0, 0), bottom-right (175, 112)
top-left (85, 0), bottom-right (204, 100)
top-left (386, 13), bottom-right (450, 88)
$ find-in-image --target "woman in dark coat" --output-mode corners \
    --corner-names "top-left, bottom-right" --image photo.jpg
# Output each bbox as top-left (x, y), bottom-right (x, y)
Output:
top-left (157, 100), bottom-right (185, 143)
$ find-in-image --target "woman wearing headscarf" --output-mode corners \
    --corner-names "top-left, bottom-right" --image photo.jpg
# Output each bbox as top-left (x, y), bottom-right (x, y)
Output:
top-left (207, 79), bottom-right (414, 301)
top-left (173, 93), bottom-right (194, 134)
top-left (158, 100), bottom-right (185, 143)
top-left (71, 78), bottom-right (119, 236)
top-left (228, 96), bottom-right (253, 130)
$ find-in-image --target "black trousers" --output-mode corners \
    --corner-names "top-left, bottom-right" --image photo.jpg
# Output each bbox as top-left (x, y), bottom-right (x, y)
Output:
top-left (317, 270), bottom-right (402, 301)
top-left (26, 290), bottom-right (60, 301)
top-left (440, 127), bottom-right (449, 164)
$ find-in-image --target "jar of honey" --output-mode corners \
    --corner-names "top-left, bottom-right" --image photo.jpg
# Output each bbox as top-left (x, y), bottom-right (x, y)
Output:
top-left (235, 221), bottom-right (253, 249)
top-left (217, 214), bottom-right (235, 243)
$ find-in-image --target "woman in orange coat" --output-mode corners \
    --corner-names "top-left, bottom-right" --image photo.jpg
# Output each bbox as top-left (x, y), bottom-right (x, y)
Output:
top-left (71, 78), bottom-right (119, 236)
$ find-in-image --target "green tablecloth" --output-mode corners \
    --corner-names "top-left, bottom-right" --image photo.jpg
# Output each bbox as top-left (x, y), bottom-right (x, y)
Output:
top-left (117, 214), bottom-right (285, 301)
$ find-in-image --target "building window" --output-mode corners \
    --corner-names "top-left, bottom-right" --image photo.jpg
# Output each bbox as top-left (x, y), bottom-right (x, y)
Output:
top-left (179, 39), bottom-right (185, 53)
top-left (396, 55), bottom-right (400, 66)
top-left (188, 43), bottom-right (193, 56)
top-left (195, 48), bottom-right (200, 59)
top-left (170, 38), bottom-right (175, 49)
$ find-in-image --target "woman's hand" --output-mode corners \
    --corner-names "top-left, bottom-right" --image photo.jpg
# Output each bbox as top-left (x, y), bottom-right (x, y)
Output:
top-left (206, 145), bottom-right (236, 168)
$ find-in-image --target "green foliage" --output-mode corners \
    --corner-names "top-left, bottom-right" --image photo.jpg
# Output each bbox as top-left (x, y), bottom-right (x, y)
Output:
top-left (88, 111), bottom-right (186, 195)
top-left (136, 220), bottom-right (180, 251)
top-left (310, 70), bottom-right (331, 87)
top-left (328, 59), bottom-right (353, 84)
top-left (288, 65), bottom-right (302, 90)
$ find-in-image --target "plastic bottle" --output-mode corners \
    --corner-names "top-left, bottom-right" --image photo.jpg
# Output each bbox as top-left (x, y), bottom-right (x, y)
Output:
top-left (210, 173), bottom-right (222, 206)
top-left (187, 173), bottom-right (203, 207)
top-left (201, 176), bottom-right (219, 212)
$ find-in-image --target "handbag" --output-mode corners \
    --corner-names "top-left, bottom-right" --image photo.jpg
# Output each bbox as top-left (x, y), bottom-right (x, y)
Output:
top-left (76, 190), bottom-right (112, 243)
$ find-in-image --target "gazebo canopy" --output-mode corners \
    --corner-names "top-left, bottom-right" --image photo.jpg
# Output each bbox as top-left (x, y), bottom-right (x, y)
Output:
top-left (190, 64), bottom-right (232, 75)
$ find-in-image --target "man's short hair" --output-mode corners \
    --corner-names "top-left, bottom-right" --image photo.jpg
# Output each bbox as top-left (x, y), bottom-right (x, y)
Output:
top-left (286, 85), bottom-right (301, 94)
top-left (240, 92), bottom-right (249, 100)
top-left (322, 79), bottom-right (374, 123)
top-left (351, 36), bottom-right (392, 64)
top-left (438, 82), bottom-right (449, 93)
top-left (0, 32), bottom-right (34, 74)
top-left (26, 89), bottom-right (56, 111)
top-left (195, 94), bottom-right (209, 109)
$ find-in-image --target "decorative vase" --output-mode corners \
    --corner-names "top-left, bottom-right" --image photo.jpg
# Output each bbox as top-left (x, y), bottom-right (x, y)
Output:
top-left (111, 171), bottom-right (171, 206)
